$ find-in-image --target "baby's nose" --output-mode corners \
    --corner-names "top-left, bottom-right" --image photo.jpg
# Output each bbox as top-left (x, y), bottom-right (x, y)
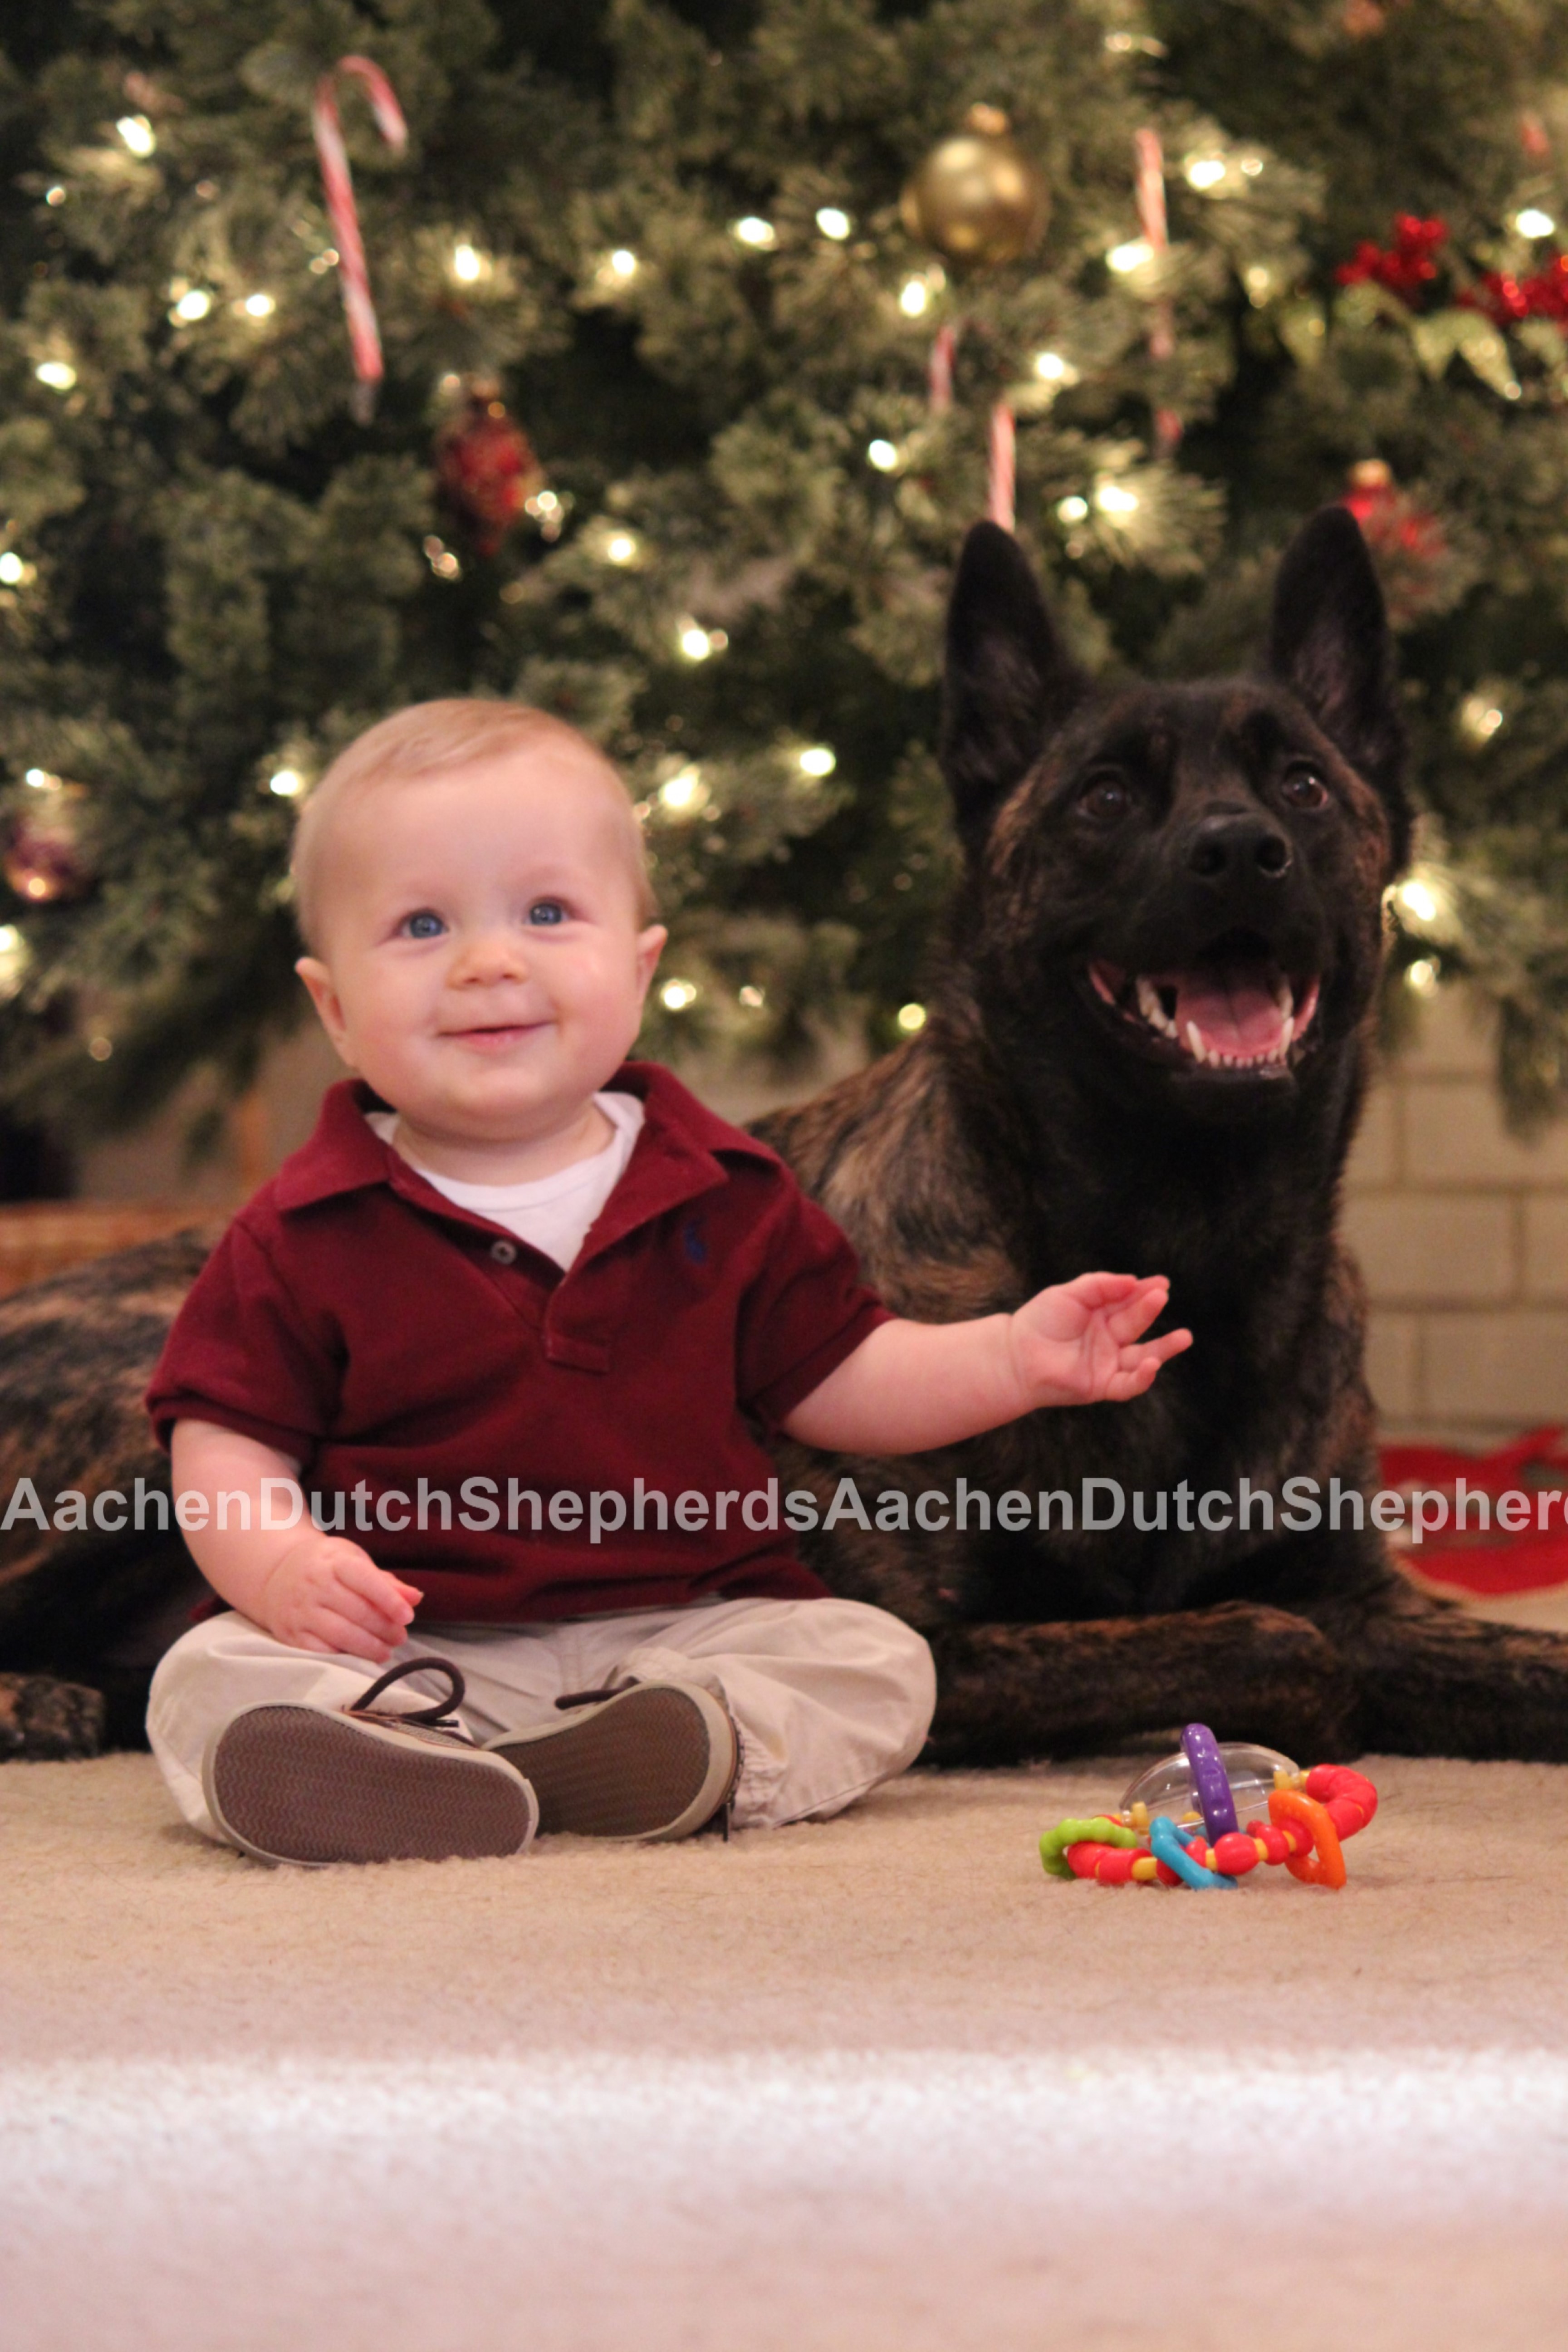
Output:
top-left (453, 928), bottom-right (529, 981)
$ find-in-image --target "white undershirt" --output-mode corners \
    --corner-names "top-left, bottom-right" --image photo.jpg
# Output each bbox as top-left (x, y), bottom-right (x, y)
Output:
top-left (365, 1091), bottom-right (645, 1271)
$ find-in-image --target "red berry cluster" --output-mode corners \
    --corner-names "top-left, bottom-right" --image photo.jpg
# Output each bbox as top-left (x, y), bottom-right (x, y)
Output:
top-left (1336, 213), bottom-right (1449, 305)
top-left (1466, 253), bottom-right (1568, 327)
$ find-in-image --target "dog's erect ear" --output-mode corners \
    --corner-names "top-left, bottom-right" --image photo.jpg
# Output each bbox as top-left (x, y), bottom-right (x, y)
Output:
top-left (1268, 505), bottom-right (1411, 866)
top-left (941, 522), bottom-right (1088, 847)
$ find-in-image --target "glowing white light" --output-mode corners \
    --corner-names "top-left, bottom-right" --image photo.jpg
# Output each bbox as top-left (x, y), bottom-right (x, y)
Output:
top-left (867, 439), bottom-right (899, 472)
top-left (658, 766), bottom-right (707, 814)
top-left (243, 293), bottom-right (276, 318)
top-left (0, 554), bottom-right (24, 586)
top-left (816, 208), bottom-right (851, 240)
top-left (1398, 880), bottom-right (1440, 923)
top-left (899, 276), bottom-right (930, 318)
top-left (24, 769), bottom-right (55, 789)
top-left (0, 924), bottom-right (25, 1000)
top-left (452, 243), bottom-right (484, 282)
top-left (116, 115), bottom-right (156, 157)
top-left (733, 217), bottom-right (777, 249)
top-left (172, 288), bottom-right (212, 322)
top-left (45, 185), bottom-right (66, 206)
top-left (1460, 694), bottom-right (1504, 741)
top-left (1240, 155), bottom-right (1264, 177)
top-left (1185, 157), bottom-right (1227, 191)
top-left (1057, 495), bottom-right (1089, 523)
top-left (1096, 482), bottom-right (1140, 516)
top-left (608, 249), bottom-right (638, 279)
top-left (605, 532), bottom-right (638, 565)
top-left (35, 362), bottom-right (76, 391)
top-left (738, 984), bottom-right (765, 1008)
top-left (679, 623), bottom-right (715, 661)
top-left (1107, 238), bottom-right (1153, 274)
top-left (1034, 351), bottom-right (1068, 380)
top-left (269, 769), bottom-right (304, 799)
top-left (798, 745), bottom-right (836, 778)
top-left (896, 1003), bottom-right (927, 1034)
top-left (1406, 959), bottom-right (1438, 995)
top-left (661, 979), bottom-right (699, 1011)
top-left (1516, 209), bottom-right (1556, 239)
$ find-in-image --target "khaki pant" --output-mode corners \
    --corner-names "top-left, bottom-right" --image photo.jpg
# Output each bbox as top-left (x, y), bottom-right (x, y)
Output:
top-left (148, 1594), bottom-right (937, 1842)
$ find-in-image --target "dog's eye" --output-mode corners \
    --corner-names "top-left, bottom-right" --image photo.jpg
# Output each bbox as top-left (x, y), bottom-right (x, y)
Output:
top-left (1281, 766), bottom-right (1329, 811)
top-left (1076, 773), bottom-right (1131, 824)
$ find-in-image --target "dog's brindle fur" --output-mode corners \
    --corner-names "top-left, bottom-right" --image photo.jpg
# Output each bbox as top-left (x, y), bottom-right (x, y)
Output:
top-left (4, 513), bottom-right (1568, 1764)
top-left (757, 512), bottom-right (1568, 1764)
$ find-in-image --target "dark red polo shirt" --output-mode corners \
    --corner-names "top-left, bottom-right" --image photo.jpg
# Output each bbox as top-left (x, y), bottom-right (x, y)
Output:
top-left (146, 1064), bottom-right (890, 1623)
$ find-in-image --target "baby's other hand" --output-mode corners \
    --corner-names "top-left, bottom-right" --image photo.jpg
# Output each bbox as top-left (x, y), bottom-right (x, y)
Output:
top-left (1008, 1272), bottom-right (1191, 1409)
top-left (257, 1534), bottom-right (422, 1662)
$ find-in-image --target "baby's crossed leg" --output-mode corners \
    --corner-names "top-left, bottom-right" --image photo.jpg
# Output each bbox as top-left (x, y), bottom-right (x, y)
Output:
top-left (148, 1594), bottom-right (936, 1845)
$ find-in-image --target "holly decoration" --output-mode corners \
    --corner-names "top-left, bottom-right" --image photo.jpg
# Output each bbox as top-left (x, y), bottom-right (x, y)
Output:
top-left (435, 385), bottom-right (545, 556)
top-left (1336, 214), bottom-right (1448, 306)
top-left (900, 103), bottom-right (1049, 268)
top-left (1469, 254), bottom-right (1568, 329)
top-left (1341, 459), bottom-right (1449, 626)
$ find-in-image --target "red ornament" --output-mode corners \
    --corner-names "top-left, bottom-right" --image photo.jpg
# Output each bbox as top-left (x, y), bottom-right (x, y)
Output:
top-left (1340, 461), bottom-right (1448, 625)
top-left (1467, 253), bottom-right (1568, 329)
top-left (435, 389), bottom-right (544, 557)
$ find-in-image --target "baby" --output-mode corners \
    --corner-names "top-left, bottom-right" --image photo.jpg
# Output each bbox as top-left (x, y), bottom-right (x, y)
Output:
top-left (145, 700), bottom-right (1190, 1865)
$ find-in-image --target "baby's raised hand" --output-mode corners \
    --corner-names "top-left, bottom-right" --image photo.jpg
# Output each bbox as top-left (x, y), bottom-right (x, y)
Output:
top-left (257, 1532), bottom-right (422, 1662)
top-left (1007, 1272), bottom-right (1191, 1409)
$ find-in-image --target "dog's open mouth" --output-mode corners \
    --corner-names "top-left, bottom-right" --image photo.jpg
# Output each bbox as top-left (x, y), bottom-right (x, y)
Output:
top-left (1088, 942), bottom-right (1321, 1073)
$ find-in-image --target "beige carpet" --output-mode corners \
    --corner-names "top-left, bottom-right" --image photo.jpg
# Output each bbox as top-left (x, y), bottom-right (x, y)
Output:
top-left (3, 1750), bottom-right (1567, 2352)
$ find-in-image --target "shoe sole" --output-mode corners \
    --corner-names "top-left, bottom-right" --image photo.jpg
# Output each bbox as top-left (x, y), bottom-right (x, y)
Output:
top-left (486, 1683), bottom-right (736, 1841)
top-left (204, 1705), bottom-right (539, 1867)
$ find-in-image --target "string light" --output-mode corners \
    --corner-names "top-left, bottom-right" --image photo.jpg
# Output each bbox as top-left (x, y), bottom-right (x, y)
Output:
top-left (308, 249), bottom-right (339, 275)
top-left (738, 985), bottom-right (765, 1008)
top-left (1406, 960), bottom-right (1438, 995)
top-left (608, 249), bottom-right (638, 278)
top-left (1057, 495), bottom-right (1089, 523)
top-left (1397, 879), bottom-right (1440, 924)
top-left (87, 1035), bottom-right (114, 1061)
top-left (1185, 157), bottom-right (1227, 190)
top-left (451, 243), bottom-right (485, 282)
top-left (241, 293), bottom-right (275, 318)
top-left (661, 979), bottom-right (699, 1011)
top-left (1516, 209), bottom-right (1556, 239)
top-left (0, 925), bottom-right (28, 1002)
top-left (116, 115), bottom-right (156, 157)
top-left (899, 277), bottom-right (930, 317)
top-left (171, 288), bottom-right (212, 322)
top-left (896, 1004), bottom-right (927, 1034)
top-left (798, 746), bottom-right (836, 777)
top-left (24, 769), bottom-right (57, 789)
top-left (0, 554), bottom-right (27, 586)
top-left (867, 439), bottom-right (899, 471)
top-left (733, 217), bottom-right (776, 249)
top-left (268, 769), bottom-right (304, 798)
top-left (44, 186), bottom-right (66, 206)
top-left (1459, 694), bottom-right (1505, 743)
top-left (604, 531), bottom-right (639, 565)
top-left (35, 362), bottom-right (76, 391)
top-left (1096, 482), bottom-right (1140, 516)
top-left (422, 534), bottom-right (461, 580)
top-left (677, 621), bottom-right (725, 660)
top-left (658, 766), bottom-right (708, 815)
top-left (816, 207), bottom-right (851, 240)
top-left (1107, 239), bottom-right (1153, 273)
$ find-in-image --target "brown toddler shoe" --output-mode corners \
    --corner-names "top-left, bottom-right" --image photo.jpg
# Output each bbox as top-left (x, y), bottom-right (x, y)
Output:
top-left (485, 1680), bottom-right (740, 1841)
top-left (202, 1657), bottom-right (539, 1867)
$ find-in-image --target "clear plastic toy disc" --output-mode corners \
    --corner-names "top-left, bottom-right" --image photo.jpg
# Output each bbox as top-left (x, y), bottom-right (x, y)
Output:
top-left (1118, 1741), bottom-right (1300, 1834)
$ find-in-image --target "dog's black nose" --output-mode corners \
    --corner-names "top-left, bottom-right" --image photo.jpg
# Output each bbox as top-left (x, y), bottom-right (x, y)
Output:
top-left (1186, 813), bottom-right (1293, 883)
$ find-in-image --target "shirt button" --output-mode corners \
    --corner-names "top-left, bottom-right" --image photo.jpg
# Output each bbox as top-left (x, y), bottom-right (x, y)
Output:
top-left (489, 1239), bottom-right (518, 1265)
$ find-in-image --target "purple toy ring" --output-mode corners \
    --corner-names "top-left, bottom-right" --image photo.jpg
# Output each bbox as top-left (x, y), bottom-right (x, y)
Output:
top-left (1181, 1720), bottom-right (1239, 1839)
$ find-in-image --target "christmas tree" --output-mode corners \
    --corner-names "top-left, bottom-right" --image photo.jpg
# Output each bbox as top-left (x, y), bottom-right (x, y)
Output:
top-left (3, 0), bottom-right (1568, 1180)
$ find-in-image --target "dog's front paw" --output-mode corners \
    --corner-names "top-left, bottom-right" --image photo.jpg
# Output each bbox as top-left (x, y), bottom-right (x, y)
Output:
top-left (0, 1672), bottom-right (107, 1760)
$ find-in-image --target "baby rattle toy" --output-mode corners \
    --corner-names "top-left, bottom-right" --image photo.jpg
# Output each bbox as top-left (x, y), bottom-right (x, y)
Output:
top-left (1040, 1723), bottom-right (1377, 1891)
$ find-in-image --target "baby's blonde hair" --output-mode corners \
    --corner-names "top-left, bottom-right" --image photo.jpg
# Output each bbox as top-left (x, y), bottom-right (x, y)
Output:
top-left (290, 698), bottom-right (655, 949)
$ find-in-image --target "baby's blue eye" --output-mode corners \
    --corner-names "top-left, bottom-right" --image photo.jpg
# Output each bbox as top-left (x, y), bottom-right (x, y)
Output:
top-left (402, 910), bottom-right (446, 939)
top-left (528, 899), bottom-right (568, 926)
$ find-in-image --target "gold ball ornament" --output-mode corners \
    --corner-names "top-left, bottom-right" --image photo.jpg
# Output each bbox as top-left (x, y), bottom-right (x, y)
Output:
top-left (900, 104), bottom-right (1049, 268)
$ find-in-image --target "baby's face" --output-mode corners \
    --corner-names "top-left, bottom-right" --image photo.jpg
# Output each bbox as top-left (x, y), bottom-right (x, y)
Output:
top-left (295, 747), bottom-right (664, 1151)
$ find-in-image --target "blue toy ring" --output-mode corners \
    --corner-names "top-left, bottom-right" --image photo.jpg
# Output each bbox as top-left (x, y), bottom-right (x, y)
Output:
top-left (1181, 1720), bottom-right (1239, 1840)
top-left (1148, 1811), bottom-right (1237, 1890)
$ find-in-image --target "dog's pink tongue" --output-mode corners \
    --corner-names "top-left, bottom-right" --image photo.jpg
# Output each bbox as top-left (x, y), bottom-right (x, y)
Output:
top-left (1171, 966), bottom-right (1285, 1057)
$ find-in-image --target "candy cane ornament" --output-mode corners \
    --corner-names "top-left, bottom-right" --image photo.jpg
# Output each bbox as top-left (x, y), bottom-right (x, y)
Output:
top-left (925, 325), bottom-right (1016, 531)
top-left (1132, 125), bottom-right (1181, 455)
top-left (312, 55), bottom-right (408, 417)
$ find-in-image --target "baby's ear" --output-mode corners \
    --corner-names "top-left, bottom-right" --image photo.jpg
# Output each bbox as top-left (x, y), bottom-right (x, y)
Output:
top-left (295, 956), bottom-right (353, 1063)
top-left (634, 923), bottom-right (667, 1000)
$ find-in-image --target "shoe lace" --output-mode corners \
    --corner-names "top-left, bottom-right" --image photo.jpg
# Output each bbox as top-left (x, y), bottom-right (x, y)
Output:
top-left (349, 1655), bottom-right (467, 1729)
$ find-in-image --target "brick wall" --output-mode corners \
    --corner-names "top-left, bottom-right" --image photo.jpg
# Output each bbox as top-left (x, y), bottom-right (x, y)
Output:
top-left (1346, 984), bottom-right (1568, 1443)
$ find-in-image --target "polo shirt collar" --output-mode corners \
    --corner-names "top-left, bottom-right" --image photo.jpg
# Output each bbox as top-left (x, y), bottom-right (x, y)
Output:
top-left (272, 1065), bottom-right (779, 1246)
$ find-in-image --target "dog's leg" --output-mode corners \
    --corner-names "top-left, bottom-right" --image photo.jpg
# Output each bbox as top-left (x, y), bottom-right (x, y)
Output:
top-left (0, 1671), bottom-right (107, 1761)
top-left (926, 1600), bottom-right (1351, 1766)
top-left (1306, 1578), bottom-right (1568, 1761)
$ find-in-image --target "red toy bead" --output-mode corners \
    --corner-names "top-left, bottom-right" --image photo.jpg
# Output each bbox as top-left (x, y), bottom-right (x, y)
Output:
top-left (1212, 1831), bottom-right (1260, 1877)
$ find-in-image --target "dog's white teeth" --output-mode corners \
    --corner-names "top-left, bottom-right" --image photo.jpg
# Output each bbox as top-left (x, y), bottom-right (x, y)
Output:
top-left (1137, 977), bottom-right (1177, 1038)
top-left (1278, 1015), bottom-right (1294, 1057)
top-left (1185, 1021), bottom-right (1209, 1065)
top-left (1274, 979), bottom-right (1294, 1019)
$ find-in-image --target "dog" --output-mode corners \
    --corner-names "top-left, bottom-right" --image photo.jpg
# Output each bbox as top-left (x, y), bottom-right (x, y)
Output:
top-left (755, 510), bottom-right (1568, 1765)
top-left (4, 511), bottom-right (1568, 1765)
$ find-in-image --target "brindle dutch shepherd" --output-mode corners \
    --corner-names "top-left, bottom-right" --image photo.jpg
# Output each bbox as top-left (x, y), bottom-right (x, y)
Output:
top-left (756, 509), bottom-right (1568, 1765)
top-left (4, 508), bottom-right (1568, 1764)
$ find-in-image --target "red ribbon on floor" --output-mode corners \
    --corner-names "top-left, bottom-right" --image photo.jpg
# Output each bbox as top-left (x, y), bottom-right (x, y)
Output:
top-left (1377, 1426), bottom-right (1568, 1595)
